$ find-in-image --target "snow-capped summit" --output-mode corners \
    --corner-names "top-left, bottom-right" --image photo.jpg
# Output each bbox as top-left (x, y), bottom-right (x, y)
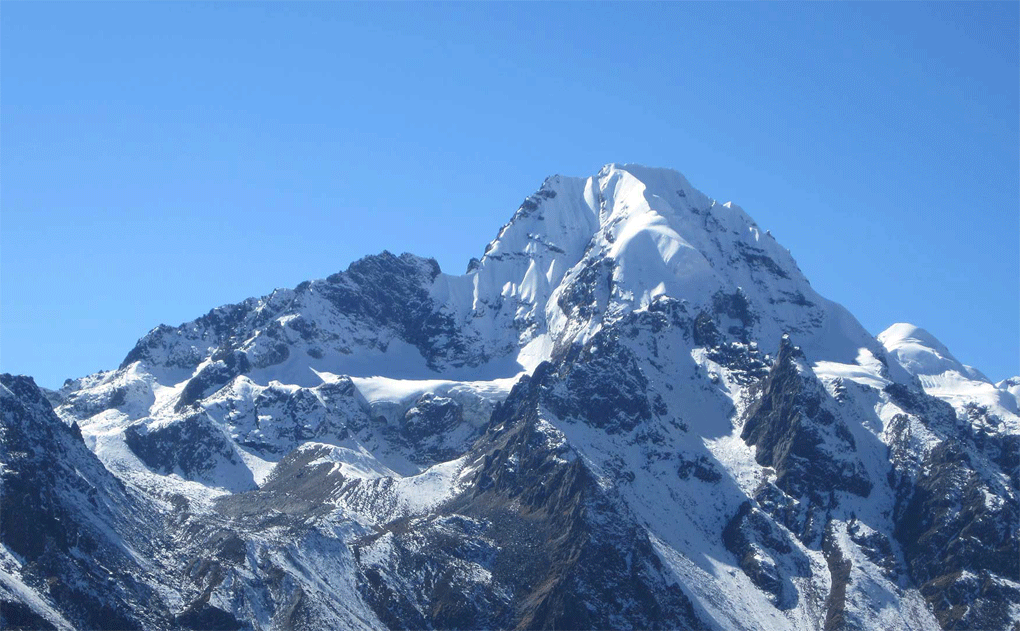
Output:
top-left (448, 163), bottom-right (878, 373)
top-left (880, 322), bottom-right (1017, 416)
top-left (2, 165), bottom-right (1015, 631)
top-left (999, 376), bottom-right (1020, 398)
top-left (879, 322), bottom-right (986, 380)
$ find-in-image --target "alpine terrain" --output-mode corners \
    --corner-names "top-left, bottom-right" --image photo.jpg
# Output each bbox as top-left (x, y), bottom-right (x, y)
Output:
top-left (2, 164), bottom-right (1017, 631)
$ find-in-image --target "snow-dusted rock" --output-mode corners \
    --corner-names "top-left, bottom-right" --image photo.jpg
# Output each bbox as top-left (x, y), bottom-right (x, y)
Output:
top-left (3, 164), bottom-right (1015, 631)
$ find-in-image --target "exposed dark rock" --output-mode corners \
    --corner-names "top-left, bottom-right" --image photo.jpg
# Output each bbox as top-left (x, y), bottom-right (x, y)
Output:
top-left (893, 439), bottom-right (1019, 631)
top-left (822, 522), bottom-right (855, 631)
top-left (692, 311), bottom-right (720, 347)
top-left (61, 384), bottom-right (129, 418)
top-left (545, 331), bottom-right (653, 434)
top-left (0, 600), bottom-right (57, 631)
top-left (733, 241), bottom-right (790, 279)
top-left (122, 300), bottom-right (256, 370)
top-left (214, 444), bottom-right (348, 521)
top-left (395, 393), bottom-right (468, 464)
top-left (712, 289), bottom-right (757, 340)
top-left (175, 603), bottom-right (243, 631)
top-left (125, 414), bottom-right (253, 490)
top-left (723, 501), bottom-right (805, 610)
top-left (0, 375), bottom-right (172, 631)
top-left (846, 517), bottom-right (898, 580)
top-left (677, 454), bottom-right (722, 483)
top-left (355, 372), bottom-right (706, 631)
top-left (176, 350), bottom-right (251, 411)
top-left (557, 256), bottom-right (614, 321)
top-left (741, 337), bottom-right (872, 502)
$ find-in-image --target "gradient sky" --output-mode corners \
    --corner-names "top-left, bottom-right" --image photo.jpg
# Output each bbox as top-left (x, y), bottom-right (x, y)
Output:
top-left (2, 2), bottom-right (1017, 387)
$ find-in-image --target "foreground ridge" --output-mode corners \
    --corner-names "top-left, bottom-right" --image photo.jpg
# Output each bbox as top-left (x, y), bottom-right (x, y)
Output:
top-left (2, 165), bottom-right (1017, 631)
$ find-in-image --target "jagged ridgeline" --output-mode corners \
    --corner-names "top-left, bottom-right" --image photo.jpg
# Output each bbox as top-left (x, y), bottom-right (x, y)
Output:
top-left (2, 164), bottom-right (1017, 631)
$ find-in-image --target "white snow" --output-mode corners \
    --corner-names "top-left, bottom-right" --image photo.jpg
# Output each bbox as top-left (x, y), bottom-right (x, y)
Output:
top-left (880, 322), bottom-right (1020, 421)
top-left (37, 164), bottom-right (1013, 631)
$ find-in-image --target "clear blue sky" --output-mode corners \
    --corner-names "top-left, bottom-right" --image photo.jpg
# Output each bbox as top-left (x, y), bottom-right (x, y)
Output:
top-left (2, 2), bottom-right (1017, 387)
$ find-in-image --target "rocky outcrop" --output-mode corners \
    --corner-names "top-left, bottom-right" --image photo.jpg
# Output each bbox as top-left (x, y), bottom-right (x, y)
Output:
top-left (355, 372), bottom-right (706, 631)
top-left (0, 375), bottom-right (171, 631)
top-left (742, 337), bottom-right (872, 504)
top-left (893, 439), bottom-right (1019, 630)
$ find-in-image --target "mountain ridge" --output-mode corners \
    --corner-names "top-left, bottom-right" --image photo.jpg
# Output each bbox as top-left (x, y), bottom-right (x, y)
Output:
top-left (3, 164), bottom-right (1016, 631)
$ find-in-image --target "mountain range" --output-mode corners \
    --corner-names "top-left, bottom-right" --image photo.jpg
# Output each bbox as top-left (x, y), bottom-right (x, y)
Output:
top-left (2, 164), bottom-right (1017, 631)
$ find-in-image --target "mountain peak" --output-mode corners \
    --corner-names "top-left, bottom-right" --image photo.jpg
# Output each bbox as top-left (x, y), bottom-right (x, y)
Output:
top-left (878, 322), bottom-right (987, 381)
top-left (11, 166), bottom-right (1016, 631)
top-left (878, 322), bottom-right (950, 355)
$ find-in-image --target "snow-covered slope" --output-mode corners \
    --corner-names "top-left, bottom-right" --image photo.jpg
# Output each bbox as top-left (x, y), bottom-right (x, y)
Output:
top-left (880, 322), bottom-right (1019, 418)
top-left (3, 164), bottom-right (1016, 631)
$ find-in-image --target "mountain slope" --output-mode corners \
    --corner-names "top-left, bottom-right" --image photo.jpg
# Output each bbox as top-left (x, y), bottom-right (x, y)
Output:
top-left (1, 375), bottom-right (172, 631)
top-left (4, 164), bottom-right (1016, 631)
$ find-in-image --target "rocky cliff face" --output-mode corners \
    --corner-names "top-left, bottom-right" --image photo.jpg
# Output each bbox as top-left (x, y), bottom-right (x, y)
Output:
top-left (3, 164), bottom-right (1016, 631)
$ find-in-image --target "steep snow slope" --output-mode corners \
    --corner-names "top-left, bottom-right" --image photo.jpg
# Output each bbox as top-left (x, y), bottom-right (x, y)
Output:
top-left (3, 164), bottom-right (1016, 631)
top-left (880, 322), bottom-right (1019, 418)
